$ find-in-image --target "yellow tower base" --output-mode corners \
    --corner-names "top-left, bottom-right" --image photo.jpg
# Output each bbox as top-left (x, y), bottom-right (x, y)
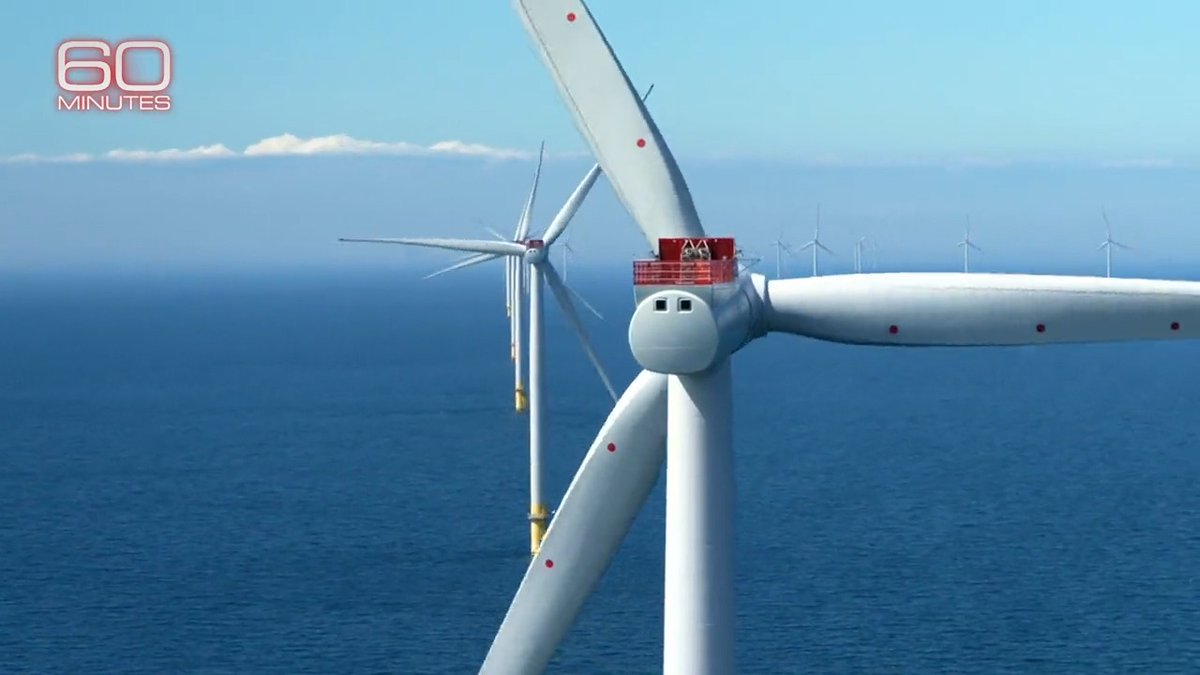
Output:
top-left (515, 387), bottom-right (528, 413)
top-left (529, 503), bottom-right (550, 556)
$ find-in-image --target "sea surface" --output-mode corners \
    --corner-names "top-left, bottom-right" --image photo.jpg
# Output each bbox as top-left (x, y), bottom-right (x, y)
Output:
top-left (2, 268), bottom-right (1199, 674)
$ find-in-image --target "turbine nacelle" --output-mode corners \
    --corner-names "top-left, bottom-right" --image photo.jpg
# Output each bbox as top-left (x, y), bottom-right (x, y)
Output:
top-left (522, 239), bottom-right (548, 265)
top-left (628, 237), bottom-right (763, 374)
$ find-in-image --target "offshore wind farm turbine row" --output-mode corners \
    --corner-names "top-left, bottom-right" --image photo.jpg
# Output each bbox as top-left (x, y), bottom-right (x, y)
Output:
top-left (767, 207), bottom-right (1134, 278)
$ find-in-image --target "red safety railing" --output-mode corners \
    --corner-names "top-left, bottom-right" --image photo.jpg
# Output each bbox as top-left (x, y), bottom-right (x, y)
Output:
top-left (633, 259), bottom-right (738, 286)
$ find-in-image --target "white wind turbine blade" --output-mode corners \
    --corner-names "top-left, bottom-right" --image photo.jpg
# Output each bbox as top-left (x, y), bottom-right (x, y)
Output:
top-left (816, 241), bottom-right (835, 255)
top-left (513, 0), bottom-right (706, 251)
top-left (480, 370), bottom-right (669, 675)
top-left (515, 142), bottom-right (546, 241)
top-left (536, 81), bottom-right (654, 250)
top-left (541, 262), bottom-right (619, 402)
top-left (565, 283), bottom-right (604, 320)
top-left (540, 164), bottom-right (603, 247)
top-left (764, 273), bottom-right (1200, 346)
top-left (484, 226), bottom-right (509, 242)
top-left (423, 252), bottom-right (501, 280)
top-left (339, 237), bottom-right (525, 257)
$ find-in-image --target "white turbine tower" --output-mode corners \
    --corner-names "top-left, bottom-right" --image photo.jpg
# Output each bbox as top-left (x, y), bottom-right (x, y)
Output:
top-left (1098, 206), bottom-right (1132, 278)
top-left (768, 231), bottom-right (793, 279)
top-left (340, 151), bottom-right (621, 557)
top-left (559, 235), bottom-right (575, 283)
top-left (461, 2), bottom-right (1200, 673)
top-left (956, 216), bottom-right (982, 273)
top-left (798, 203), bottom-right (834, 276)
top-left (852, 235), bottom-right (870, 273)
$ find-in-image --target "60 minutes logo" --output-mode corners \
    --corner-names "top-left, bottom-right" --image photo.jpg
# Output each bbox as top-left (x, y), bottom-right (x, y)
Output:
top-left (56, 39), bottom-right (172, 112)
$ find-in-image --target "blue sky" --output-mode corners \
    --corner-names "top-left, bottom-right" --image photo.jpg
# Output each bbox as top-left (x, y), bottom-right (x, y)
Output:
top-left (2, 0), bottom-right (1199, 276)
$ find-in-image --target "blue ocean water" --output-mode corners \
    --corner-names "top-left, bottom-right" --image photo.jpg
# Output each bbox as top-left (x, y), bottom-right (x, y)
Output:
top-left (2, 268), bottom-right (1199, 674)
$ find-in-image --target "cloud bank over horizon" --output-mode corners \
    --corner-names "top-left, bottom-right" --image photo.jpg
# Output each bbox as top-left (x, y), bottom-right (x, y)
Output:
top-left (0, 133), bottom-right (539, 164)
top-left (2, 133), bottom-right (1193, 170)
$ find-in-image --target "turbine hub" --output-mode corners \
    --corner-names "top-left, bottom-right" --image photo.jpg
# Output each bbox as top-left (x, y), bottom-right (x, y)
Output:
top-left (629, 290), bottom-right (722, 373)
top-left (523, 239), bottom-right (547, 264)
top-left (628, 237), bottom-right (762, 374)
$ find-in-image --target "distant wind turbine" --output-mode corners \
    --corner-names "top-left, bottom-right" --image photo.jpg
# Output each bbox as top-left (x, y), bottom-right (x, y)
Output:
top-left (561, 234), bottom-right (575, 283)
top-left (1098, 206), bottom-right (1132, 278)
top-left (956, 216), bottom-right (982, 273)
top-left (852, 236), bottom-right (871, 273)
top-left (798, 203), bottom-right (834, 276)
top-left (769, 231), bottom-right (794, 278)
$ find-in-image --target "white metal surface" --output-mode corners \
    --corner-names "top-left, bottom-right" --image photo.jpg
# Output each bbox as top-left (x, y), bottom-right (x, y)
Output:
top-left (338, 237), bottom-right (524, 256)
top-left (513, 0), bottom-right (705, 252)
top-left (528, 263), bottom-right (545, 522)
top-left (628, 281), bottom-right (762, 375)
top-left (479, 370), bottom-right (670, 675)
top-left (765, 273), bottom-right (1200, 345)
top-left (542, 263), bottom-right (618, 401)
top-left (664, 363), bottom-right (736, 675)
top-left (511, 257), bottom-right (525, 408)
top-left (542, 164), bottom-right (602, 246)
top-left (629, 290), bottom-right (723, 374)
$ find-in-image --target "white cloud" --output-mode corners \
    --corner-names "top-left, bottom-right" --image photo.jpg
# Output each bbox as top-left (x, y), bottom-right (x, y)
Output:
top-left (105, 144), bottom-right (237, 161)
top-left (244, 133), bottom-right (421, 157)
top-left (427, 140), bottom-right (531, 160)
top-left (1, 152), bottom-right (93, 163)
top-left (4, 136), bottom-right (1190, 169)
top-left (2, 133), bottom-right (535, 164)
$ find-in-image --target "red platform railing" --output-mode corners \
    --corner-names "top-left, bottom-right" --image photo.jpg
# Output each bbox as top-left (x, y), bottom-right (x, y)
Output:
top-left (633, 259), bottom-right (738, 286)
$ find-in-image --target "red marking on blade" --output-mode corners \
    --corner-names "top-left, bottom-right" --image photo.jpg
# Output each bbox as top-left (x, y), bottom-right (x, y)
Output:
top-left (888, 325), bottom-right (899, 334)
top-left (1171, 321), bottom-right (1181, 331)
top-left (607, 443), bottom-right (616, 452)
top-left (636, 138), bottom-right (646, 148)
top-left (545, 559), bottom-right (554, 568)
top-left (1036, 324), bottom-right (1046, 333)
top-left (566, 12), bottom-right (576, 21)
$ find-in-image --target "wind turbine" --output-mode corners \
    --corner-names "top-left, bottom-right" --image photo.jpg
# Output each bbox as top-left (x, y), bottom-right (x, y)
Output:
top-left (797, 203), bottom-right (834, 276)
top-left (1098, 206), bottom-right (1132, 278)
top-left (471, 2), bottom-right (1200, 673)
top-left (852, 235), bottom-right (870, 273)
top-left (340, 149), bottom-right (621, 557)
top-left (956, 216), bottom-right (982, 273)
top-left (560, 235), bottom-right (575, 283)
top-left (768, 232), bottom-right (793, 278)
